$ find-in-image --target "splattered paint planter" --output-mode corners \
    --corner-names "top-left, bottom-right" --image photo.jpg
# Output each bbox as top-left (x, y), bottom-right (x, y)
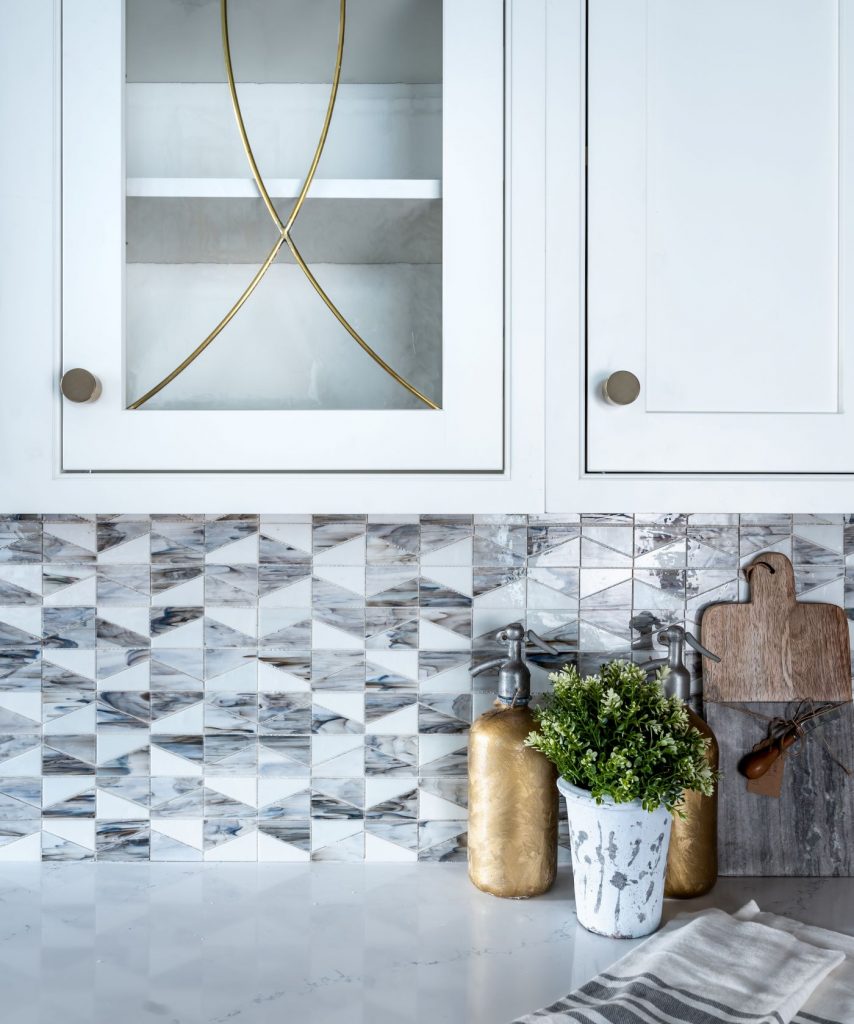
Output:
top-left (557, 778), bottom-right (672, 938)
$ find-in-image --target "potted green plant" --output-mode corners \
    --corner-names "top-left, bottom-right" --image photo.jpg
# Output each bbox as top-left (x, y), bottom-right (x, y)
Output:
top-left (526, 660), bottom-right (715, 938)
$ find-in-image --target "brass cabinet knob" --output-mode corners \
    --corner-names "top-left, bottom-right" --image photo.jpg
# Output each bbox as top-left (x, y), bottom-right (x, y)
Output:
top-left (60, 369), bottom-right (101, 404)
top-left (602, 370), bottom-right (640, 406)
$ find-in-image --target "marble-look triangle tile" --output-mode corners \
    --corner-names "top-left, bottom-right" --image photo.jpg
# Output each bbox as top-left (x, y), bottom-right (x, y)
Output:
top-left (258, 828), bottom-right (310, 861)
top-left (150, 831), bottom-right (203, 861)
top-left (150, 567), bottom-right (204, 604)
top-left (0, 566), bottom-right (41, 605)
top-left (365, 609), bottom-right (418, 650)
top-left (364, 736), bottom-right (416, 776)
top-left (366, 524), bottom-right (419, 565)
top-left (0, 648), bottom-right (41, 691)
top-left (96, 565), bottom-right (150, 606)
top-left (0, 831), bottom-right (41, 860)
top-left (258, 692), bottom-right (309, 735)
top-left (417, 694), bottom-right (471, 734)
top-left (417, 821), bottom-right (467, 861)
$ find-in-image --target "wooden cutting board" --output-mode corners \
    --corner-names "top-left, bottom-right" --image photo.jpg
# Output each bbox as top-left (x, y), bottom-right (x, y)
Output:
top-left (702, 552), bottom-right (851, 701)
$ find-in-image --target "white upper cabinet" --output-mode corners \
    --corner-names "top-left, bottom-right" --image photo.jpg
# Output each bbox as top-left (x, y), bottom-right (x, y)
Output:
top-left (61, 0), bottom-right (506, 472)
top-left (586, 0), bottom-right (854, 474)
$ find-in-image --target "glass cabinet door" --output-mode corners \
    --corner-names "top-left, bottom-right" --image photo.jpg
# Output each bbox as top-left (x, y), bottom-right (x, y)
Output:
top-left (62, 0), bottom-right (504, 471)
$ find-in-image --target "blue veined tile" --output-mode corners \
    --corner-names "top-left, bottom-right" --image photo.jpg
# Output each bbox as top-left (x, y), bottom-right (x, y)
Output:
top-left (204, 518), bottom-right (258, 557)
top-left (42, 522), bottom-right (96, 563)
top-left (364, 693), bottom-right (418, 729)
top-left (0, 522), bottom-right (41, 564)
top-left (149, 606), bottom-right (203, 645)
top-left (203, 735), bottom-right (258, 775)
top-left (417, 694), bottom-right (471, 734)
top-left (0, 819), bottom-right (40, 848)
top-left (150, 648), bottom-right (204, 689)
top-left (366, 523), bottom-right (419, 566)
top-left (150, 565), bottom-right (204, 600)
top-left (96, 614), bottom-right (150, 649)
top-left (365, 608), bottom-right (418, 650)
top-left (96, 520), bottom-right (150, 560)
top-left (311, 779), bottom-right (364, 819)
top-left (0, 778), bottom-right (40, 818)
top-left (42, 783), bottom-right (95, 818)
top-left (258, 736), bottom-right (311, 778)
top-left (204, 609), bottom-right (257, 648)
top-left (311, 694), bottom-right (364, 735)
top-left (259, 693), bottom-right (311, 736)
top-left (258, 821), bottom-right (310, 851)
top-left (312, 516), bottom-right (366, 563)
top-left (417, 821), bottom-right (467, 861)
top-left (96, 565), bottom-right (150, 606)
top-left (365, 736), bottom-right (417, 776)
top-left (259, 608), bottom-right (311, 649)
top-left (203, 818), bottom-right (257, 853)
top-left (96, 775), bottom-right (150, 809)
top-left (419, 607), bottom-right (471, 642)
top-left (42, 735), bottom-right (96, 775)
top-left (204, 786), bottom-right (257, 819)
top-left (149, 777), bottom-right (203, 817)
top-left (365, 786), bottom-right (417, 823)
top-left (96, 820), bottom-right (150, 861)
top-left (311, 651), bottom-right (364, 691)
top-left (0, 566), bottom-right (41, 605)
top-left (420, 515), bottom-right (473, 561)
top-left (365, 567), bottom-right (418, 607)
top-left (151, 521), bottom-right (205, 565)
top-left (204, 564), bottom-right (258, 607)
top-left (0, 648), bottom-right (41, 691)
top-left (97, 691), bottom-right (150, 726)
top-left (42, 607), bottom-right (96, 648)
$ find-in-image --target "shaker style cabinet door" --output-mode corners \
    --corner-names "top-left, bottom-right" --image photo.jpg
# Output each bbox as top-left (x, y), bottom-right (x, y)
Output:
top-left (61, 0), bottom-right (504, 471)
top-left (586, 0), bottom-right (854, 473)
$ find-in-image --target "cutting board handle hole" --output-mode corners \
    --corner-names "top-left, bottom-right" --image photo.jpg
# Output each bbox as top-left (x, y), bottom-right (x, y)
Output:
top-left (743, 560), bottom-right (776, 579)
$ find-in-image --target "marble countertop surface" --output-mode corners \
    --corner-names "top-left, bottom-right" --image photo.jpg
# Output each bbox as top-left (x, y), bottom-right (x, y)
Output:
top-left (1, 864), bottom-right (853, 1024)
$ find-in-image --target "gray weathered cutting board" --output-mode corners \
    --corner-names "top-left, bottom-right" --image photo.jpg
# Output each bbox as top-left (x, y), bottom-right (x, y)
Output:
top-left (706, 701), bottom-right (854, 876)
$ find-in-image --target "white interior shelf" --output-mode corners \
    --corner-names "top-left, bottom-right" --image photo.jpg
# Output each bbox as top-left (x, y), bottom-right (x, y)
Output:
top-left (127, 178), bottom-right (442, 200)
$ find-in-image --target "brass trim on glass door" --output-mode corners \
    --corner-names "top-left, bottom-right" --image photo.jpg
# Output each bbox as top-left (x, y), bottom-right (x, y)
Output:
top-left (128, 0), bottom-right (439, 412)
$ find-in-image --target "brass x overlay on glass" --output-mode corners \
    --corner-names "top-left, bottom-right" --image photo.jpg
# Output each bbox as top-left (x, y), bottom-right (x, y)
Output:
top-left (128, 0), bottom-right (439, 411)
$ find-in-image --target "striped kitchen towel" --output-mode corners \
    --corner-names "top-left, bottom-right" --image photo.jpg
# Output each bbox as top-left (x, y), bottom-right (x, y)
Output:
top-left (512, 903), bottom-right (852, 1024)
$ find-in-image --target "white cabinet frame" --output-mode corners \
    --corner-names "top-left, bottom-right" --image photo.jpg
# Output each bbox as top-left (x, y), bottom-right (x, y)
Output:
top-left (0, 0), bottom-right (546, 511)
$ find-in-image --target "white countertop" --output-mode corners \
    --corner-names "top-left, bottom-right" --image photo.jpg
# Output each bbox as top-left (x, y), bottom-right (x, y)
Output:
top-left (2, 865), bottom-right (853, 1024)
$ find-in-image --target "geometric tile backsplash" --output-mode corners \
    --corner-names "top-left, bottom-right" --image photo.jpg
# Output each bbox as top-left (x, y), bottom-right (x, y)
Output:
top-left (0, 512), bottom-right (849, 862)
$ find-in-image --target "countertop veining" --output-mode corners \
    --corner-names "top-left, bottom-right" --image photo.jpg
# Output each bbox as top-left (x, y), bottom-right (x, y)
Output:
top-left (1, 864), bottom-right (853, 1024)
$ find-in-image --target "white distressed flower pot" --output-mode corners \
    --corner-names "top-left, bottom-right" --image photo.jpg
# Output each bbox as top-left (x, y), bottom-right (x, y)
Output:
top-left (557, 778), bottom-right (673, 939)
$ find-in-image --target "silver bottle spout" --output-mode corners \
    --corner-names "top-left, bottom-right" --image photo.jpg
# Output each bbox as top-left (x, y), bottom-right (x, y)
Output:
top-left (646, 625), bottom-right (720, 710)
top-left (470, 623), bottom-right (559, 706)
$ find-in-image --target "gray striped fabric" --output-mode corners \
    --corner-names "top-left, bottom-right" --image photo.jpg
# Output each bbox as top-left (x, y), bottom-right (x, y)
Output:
top-left (512, 905), bottom-right (849, 1024)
